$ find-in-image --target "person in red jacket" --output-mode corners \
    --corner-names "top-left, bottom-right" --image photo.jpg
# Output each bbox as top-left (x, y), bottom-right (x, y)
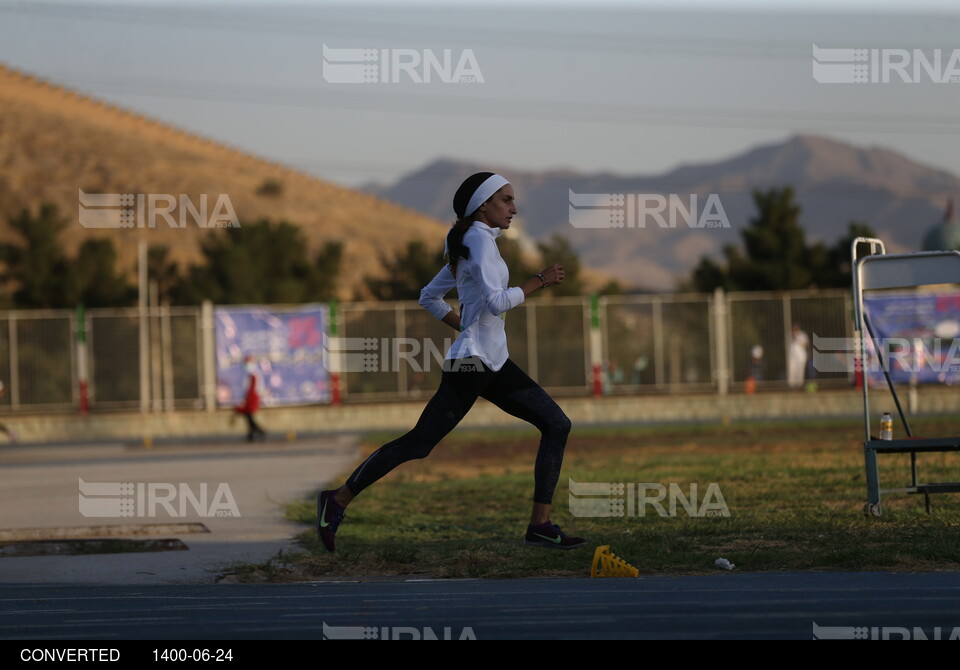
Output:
top-left (235, 356), bottom-right (266, 442)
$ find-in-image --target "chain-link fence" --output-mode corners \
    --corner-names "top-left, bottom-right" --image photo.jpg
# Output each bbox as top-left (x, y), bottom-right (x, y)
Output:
top-left (602, 294), bottom-right (716, 393)
top-left (726, 290), bottom-right (853, 390)
top-left (0, 311), bottom-right (75, 410)
top-left (0, 289), bottom-right (857, 412)
top-left (83, 307), bottom-right (205, 411)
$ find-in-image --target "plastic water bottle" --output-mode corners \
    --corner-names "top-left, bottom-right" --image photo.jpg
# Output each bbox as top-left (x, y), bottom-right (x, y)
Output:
top-left (880, 412), bottom-right (893, 440)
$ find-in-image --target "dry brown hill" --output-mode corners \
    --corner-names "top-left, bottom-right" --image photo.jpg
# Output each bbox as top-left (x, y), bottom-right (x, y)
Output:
top-left (0, 64), bottom-right (450, 301)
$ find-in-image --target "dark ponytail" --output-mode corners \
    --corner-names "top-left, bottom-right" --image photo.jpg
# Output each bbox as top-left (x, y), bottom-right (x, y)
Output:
top-left (446, 216), bottom-right (472, 272)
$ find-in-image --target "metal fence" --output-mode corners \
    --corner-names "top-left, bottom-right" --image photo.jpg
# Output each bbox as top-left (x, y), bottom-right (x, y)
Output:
top-left (0, 289), bottom-right (855, 413)
top-left (726, 291), bottom-right (853, 390)
top-left (601, 294), bottom-right (717, 394)
top-left (84, 307), bottom-right (206, 411)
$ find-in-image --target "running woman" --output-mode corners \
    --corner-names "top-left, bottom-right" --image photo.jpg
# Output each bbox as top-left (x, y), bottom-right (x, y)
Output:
top-left (317, 172), bottom-right (584, 552)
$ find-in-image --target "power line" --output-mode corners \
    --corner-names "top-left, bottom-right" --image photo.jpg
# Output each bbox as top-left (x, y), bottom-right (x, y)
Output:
top-left (2, 1), bottom-right (954, 60)
top-left (33, 70), bottom-right (960, 135)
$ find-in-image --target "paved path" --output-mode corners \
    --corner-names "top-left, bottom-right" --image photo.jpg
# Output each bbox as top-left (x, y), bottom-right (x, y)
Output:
top-left (0, 435), bottom-right (360, 584)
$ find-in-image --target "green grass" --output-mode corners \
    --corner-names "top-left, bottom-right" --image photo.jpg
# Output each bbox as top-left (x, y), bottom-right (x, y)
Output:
top-left (255, 417), bottom-right (960, 581)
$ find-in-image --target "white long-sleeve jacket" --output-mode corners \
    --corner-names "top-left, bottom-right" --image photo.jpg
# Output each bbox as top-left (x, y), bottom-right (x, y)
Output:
top-left (418, 222), bottom-right (525, 371)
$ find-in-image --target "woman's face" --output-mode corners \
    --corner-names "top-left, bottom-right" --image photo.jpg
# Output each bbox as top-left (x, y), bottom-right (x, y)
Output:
top-left (475, 184), bottom-right (517, 230)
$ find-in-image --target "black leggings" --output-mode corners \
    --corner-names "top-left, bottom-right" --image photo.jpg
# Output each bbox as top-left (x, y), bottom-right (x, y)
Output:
top-left (345, 358), bottom-right (571, 504)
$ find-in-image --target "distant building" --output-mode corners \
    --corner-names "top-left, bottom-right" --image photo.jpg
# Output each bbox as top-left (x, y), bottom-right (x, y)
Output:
top-left (922, 199), bottom-right (960, 251)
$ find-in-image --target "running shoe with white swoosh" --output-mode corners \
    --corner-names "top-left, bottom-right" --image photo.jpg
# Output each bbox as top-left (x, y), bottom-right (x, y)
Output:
top-left (524, 522), bottom-right (585, 550)
top-left (316, 489), bottom-right (346, 553)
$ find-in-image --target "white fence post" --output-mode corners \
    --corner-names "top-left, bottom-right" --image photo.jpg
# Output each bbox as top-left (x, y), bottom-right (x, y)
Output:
top-left (139, 243), bottom-right (150, 413)
top-left (653, 297), bottom-right (664, 388)
top-left (161, 302), bottom-right (175, 412)
top-left (713, 287), bottom-right (729, 396)
top-left (201, 300), bottom-right (216, 412)
top-left (8, 315), bottom-right (18, 410)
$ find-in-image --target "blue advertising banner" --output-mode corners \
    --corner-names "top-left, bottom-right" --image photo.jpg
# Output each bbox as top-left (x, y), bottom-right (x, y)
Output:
top-left (215, 305), bottom-right (330, 407)
top-left (863, 292), bottom-right (960, 385)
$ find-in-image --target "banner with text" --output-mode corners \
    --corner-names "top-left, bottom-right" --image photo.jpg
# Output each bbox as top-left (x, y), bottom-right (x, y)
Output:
top-left (215, 305), bottom-right (330, 407)
top-left (864, 292), bottom-right (960, 385)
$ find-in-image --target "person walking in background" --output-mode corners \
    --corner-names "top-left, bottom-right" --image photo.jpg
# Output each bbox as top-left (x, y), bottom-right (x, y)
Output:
top-left (787, 324), bottom-right (809, 389)
top-left (316, 172), bottom-right (583, 553)
top-left (235, 355), bottom-right (266, 442)
top-left (745, 345), bottom-right (763, 394)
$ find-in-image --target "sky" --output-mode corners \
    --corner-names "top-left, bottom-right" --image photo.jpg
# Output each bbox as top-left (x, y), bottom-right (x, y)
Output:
top-left (1, 0), bottom-right (959, 190)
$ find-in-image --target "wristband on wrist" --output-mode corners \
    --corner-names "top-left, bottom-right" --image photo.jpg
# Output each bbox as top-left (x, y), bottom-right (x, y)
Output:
top-left (536, 273), bottom-right (548, 288)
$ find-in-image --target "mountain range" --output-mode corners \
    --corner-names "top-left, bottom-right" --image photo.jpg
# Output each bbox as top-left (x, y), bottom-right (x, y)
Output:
top-left (366, 135), bottom-right (960, 290)
top-left (3, 61), bottom-right (956, 297)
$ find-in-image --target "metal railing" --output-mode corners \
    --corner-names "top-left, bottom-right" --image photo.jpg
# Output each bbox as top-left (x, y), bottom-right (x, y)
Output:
top-left (0, 289), bottom-right (855, 412)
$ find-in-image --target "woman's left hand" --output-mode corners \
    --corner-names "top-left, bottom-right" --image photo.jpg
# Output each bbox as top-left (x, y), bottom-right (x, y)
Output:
top-left (539, 264), bottom-right (565, 286)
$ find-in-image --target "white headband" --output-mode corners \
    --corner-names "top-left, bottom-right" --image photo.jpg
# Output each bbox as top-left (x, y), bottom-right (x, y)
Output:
top-left (465, 174), bottom-right (509, 218)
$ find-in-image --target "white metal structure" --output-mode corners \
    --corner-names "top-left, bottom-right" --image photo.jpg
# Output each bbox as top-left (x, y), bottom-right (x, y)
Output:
top-left (852, 237), bottom-right (960, 516)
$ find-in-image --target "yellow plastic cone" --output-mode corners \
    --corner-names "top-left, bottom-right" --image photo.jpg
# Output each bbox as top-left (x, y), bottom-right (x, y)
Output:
top-left (591, 545), bottom-right (639, 578)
